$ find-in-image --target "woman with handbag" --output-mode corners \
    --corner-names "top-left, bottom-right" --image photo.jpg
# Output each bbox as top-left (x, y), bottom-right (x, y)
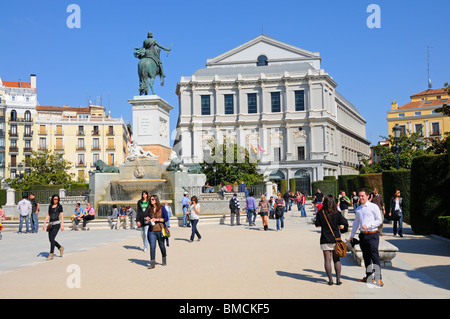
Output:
top-left (389, 189), bottom-right (404, 237)
top-left (147, 194), bottom-right (169, 269)
top-left (315, 194), bottom-right (347, 285)
top-left (42, 194), bottom-right (64, 261)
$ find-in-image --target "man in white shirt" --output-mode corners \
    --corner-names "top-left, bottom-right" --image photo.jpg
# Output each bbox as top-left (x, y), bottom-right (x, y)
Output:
top-left (17, 194), bottom-right (32, 233)
top-left (350, 188), bottom-right (384, 287)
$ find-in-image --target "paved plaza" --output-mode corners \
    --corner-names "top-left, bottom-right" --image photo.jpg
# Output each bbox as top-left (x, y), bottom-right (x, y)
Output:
top-left (0, 206), bottom-right (449, 300)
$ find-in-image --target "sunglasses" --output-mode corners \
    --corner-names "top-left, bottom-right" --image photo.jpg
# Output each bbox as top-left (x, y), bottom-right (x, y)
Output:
top-left (150, 198), bottom-right (155, 201)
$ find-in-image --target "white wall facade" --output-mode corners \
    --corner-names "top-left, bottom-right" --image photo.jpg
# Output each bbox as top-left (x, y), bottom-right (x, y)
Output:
top-left (174, 35), bottom-right (370, 194)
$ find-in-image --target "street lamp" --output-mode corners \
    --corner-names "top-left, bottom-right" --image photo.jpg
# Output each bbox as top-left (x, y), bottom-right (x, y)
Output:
top-left (357, 153), bottom-right (363, 174)
top-left (391, 124), bottom-right (403, 170)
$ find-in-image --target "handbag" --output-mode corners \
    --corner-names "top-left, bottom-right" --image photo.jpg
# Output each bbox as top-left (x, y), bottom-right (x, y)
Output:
top-left (161, 224), bottom-right (170, 239)
top-left (323, 211), bottom-right (347, 258)
top-left (393, 209), bottom-right (402, 221)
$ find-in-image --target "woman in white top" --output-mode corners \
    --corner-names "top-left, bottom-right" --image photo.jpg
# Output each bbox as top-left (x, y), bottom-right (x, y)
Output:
top-left (189, 196), bottom-right (201, 242)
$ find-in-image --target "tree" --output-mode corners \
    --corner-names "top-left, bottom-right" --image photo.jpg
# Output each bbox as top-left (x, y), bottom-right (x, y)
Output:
top-left (364, 131), bottom-right (432, 173)
top-left (200, 137), bottom-right (264, 186)
top-left (4, 150), bottom-right (75, 190)
top-left (435, 82), bottom-right (450, 116)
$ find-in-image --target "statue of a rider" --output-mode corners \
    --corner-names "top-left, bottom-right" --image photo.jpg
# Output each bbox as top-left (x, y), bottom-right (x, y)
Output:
top-left (138, 31), bottom-right (171, 86)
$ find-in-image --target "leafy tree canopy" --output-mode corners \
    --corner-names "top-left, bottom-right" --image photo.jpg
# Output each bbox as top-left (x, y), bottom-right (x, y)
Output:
top-left (4, 150), bottom-right (75, 190)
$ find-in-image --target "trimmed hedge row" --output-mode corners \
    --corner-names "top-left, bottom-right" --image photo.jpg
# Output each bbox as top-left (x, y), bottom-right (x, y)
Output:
top-left (338, 173), bottom-right (382, 197)
top-left (311, 180), bottom-right (338, 198)
top-left (410, 153), bottom-right (450, 235)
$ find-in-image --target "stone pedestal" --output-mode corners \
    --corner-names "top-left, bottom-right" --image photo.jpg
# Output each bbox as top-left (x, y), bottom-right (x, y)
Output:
top-left (128, 95), bottom-right (174, 164)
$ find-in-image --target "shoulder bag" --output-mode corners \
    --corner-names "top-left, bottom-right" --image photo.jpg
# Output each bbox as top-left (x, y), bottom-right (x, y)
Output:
top-left (323, 211), bottom-right (347, 258)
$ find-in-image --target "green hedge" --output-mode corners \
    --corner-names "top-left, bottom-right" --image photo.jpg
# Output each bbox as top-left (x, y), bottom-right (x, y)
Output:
top-left (410, 154), bottom-right (450, 235)
top-left (338, 175), bottom-right (359, 195)
top-left (311, 180), bottom-right (338, 198)
top-left (382, 170), bottom-right (411, 223)
top-left (280, 179), bottom-right (288, 195)
top-left (438, 216), bottom-right (450, 239)
top-left (289, 178), bottom-right (296, 194)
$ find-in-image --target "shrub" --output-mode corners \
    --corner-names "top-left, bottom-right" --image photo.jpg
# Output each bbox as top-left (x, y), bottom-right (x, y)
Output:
top-left (289, 178), bottom-right (296, 194)
top-left (410, 154), bottom-right (450, 235)
top-left (280, 179), bottom-right (287, 195)
top-left (311, 180), bottom-right (338, 198)
top-left (438, 216), bottom-right (450, 239)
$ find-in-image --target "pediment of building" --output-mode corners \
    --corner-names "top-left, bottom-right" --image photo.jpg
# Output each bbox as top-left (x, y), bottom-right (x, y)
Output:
top-left (206, 35), bottom-right (321, 68)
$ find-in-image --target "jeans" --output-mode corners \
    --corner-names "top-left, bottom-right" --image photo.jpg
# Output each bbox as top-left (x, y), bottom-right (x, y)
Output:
top-left (297, 202), bottom-right (301, 211)
top-left (31, 212), bottom-right (39, 233)
top-left (230, 209), bottom-right (240, 225)
top-left (148, 230), bottom-right (166, 261)
top-left (48, 223), bottom-right (61, 254)
top-left (393, 213), bottom-right (403, 236)
top-left (140, 225), bottom-right (149, 249)
top-left (247, 208), bottom-right (255, 226)
top-left (276, 216), bottom-right (284, 230)
top-left (353, 203), bottom-right (358, 211)
top-left (190, 219), bottom-right (201, 241)
top-left (19, 215), bottom-right (30, 233)
top-left (182, 206), bottom-right (190, 226)
top-left (300, 204), bottom-right (307, 217)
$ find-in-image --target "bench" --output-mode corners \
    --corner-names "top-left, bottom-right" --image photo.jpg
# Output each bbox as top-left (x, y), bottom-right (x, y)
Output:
top-left (347, 236), bottom-right (399, 267)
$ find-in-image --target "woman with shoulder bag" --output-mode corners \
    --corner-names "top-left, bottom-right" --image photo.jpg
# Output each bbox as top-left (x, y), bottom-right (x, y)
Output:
top-left (274, 192), bottom-right (285, 231)
top-left (42, 194), bottom-right (64, 261)
top-left (315, 194), bottom-right (347, 285)
top-left (147, 194), bottom-right (169, 269)
top-left (389, 189), bottom-right (404, 237)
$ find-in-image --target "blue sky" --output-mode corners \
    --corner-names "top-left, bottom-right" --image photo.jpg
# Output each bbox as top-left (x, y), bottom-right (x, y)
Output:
top-left (1, 0), bottom-right (449, 146)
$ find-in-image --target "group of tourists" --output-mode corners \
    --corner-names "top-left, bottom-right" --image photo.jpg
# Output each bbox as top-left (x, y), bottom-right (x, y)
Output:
top-left (70, 202), bottom-right (96, 231)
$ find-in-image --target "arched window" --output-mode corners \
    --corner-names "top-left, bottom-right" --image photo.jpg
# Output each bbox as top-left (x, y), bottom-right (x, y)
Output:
top-left (257, 55), bottom-right (268, 66)
top-left (24, 110), bottom-right (31, 122)
top-left (10, 110), bottom-right (17, 121)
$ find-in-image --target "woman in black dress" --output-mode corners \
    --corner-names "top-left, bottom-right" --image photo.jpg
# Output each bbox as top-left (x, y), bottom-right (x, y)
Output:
top-left (315, 195), bottom-right (347, 285)
top-left (42, 194), bottom-right (64, 261)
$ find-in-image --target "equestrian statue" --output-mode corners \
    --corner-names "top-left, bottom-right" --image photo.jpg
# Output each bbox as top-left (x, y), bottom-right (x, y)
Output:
top-left (134, 31), bottom-right (172, 95)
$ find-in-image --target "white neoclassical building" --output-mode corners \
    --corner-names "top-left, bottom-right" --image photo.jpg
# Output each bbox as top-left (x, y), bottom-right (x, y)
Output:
top-left (174, 35), bottom-right (370, 195)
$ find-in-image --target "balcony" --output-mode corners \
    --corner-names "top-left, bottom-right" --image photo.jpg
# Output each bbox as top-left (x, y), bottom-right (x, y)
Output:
top-left (9, 146), bottom-right (19, 153)
top-left (77, 130), bottom-right (85, 136)
top-left (76, 145), bottom-right (86, 151)
top-left (8, 130), bottom-right (18, 137)
top-left (24, 131), bottom-right (33, 138)
top-left (8, 117), bottom-right (33, 123)
top-left (23, 147), bottom-right (33, 154)
top-left (92, 130), bottom-right (100, 136)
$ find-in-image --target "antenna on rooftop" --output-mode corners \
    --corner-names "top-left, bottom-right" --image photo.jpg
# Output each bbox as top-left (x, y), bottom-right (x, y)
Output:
top-left (427, 45), bottom-right (432, 90)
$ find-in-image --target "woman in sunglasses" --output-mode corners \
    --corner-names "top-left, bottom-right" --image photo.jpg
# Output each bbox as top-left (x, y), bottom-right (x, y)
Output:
top-left (147, 194), bottom-right (169, 269)
top-left (42, 194), bottom-right (64, 261)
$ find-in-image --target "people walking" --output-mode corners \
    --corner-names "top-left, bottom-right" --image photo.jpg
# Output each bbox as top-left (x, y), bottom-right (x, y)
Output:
top-left (182, 192), bottom-right (191, 227)
top-left (229, 193), bottom-right (241, 226)
top-left (315, 195), bottom-right (347, 285)
top-left (136, 191), bottom-right (151, 252)
top-left (257, 194), bottom-right (270, 231)
top-left (299, 191), bottom-right (307, 217)
top-left (17, 194), bottom-right (32, 234)
top-left (274, 192), bottom-right (285, 231)
top-left (389, 189), bottom-right (404, 237)
top-left (42, 194), bottom-right (64, 261)
top-left (189, 196), bottom-right (201, 242)
top-left (350, 188), bottom-right (384, 286)
top-left (29, 193), bottom-right (40, 233)
top-left (351, 191), bottom-right (359, 212)
top-left (245, 192), bottom-right (257, 226)
top-left (147, 194), bottom-right (169, 269)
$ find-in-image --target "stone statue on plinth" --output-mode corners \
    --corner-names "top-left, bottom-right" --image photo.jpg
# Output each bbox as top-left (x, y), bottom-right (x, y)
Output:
top-left (134, 31), bottom-right (172, 95)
